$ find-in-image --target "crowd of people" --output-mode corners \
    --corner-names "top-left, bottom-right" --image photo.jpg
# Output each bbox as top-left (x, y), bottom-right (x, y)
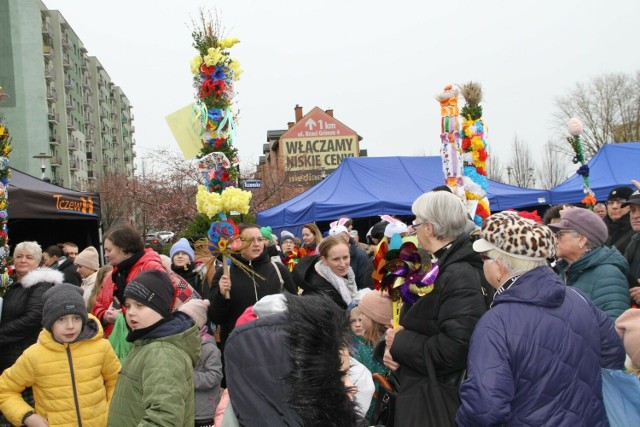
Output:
top-left (0, 183), bottom-right (639, 426)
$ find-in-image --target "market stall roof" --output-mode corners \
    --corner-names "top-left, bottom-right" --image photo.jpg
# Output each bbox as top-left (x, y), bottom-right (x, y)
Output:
top-left (549, 142), bottom-right (640, 204)
top-left (8, 167), bottom-right (101, 220)
top-left (257, 156), bottom-right (550, 228)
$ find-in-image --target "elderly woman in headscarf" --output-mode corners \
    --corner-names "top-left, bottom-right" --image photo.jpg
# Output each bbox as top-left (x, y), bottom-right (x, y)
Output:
top-left (550, 207), bottom-right (630, 320)
top-left (456, 211), bottom-right (625, 426)
top-left (383, 191), bottom-right (488, 426)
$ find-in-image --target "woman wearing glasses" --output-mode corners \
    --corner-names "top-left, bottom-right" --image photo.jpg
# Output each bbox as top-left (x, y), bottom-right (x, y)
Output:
top-left (208, 223), bottom-right (297, 349)
top-left (383, 191), bottom-right (488, 426)
top-left (550, 207), bottom-right (630, 321)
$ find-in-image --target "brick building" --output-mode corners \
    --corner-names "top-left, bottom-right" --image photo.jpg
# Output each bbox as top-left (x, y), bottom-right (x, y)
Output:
top-left (254, 105), bottom-right (365, 211)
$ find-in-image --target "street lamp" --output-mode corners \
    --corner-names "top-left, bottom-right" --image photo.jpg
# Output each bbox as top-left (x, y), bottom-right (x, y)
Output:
top-left (506, 167), bottom-right (513, 185)
top-left (528, 167), bottom-right (536, 188)
top-left (32, 152), bottom-right (52, 180)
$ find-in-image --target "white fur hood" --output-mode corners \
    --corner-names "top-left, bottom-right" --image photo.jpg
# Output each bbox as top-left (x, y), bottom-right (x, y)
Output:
top-left (19, 268), bottom-right (65, 289)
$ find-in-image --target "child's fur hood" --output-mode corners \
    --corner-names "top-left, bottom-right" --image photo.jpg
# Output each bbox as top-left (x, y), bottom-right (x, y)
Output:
top-left (19, 268), bottom-right (65, 288)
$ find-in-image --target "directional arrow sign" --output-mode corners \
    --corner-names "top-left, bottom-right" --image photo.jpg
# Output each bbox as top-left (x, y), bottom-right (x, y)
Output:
top-left (305, 118), bottom-right (317, 131)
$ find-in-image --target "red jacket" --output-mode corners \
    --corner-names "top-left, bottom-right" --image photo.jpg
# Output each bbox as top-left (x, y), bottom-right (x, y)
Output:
top-left (92, 249), bottom-right (164, 337)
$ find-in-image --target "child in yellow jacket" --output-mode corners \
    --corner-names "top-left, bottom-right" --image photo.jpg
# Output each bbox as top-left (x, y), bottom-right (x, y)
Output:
top-left (0, 284), bottom-right (121, 426)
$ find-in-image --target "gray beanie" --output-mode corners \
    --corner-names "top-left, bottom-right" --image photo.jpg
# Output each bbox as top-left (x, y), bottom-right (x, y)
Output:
top-left (42, 284), bottom-right (88, 332)
top-left (280, 230), bottom-right (295, 243)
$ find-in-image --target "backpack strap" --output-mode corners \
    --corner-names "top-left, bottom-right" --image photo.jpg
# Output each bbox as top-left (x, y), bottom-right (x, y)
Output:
top-left (271, 260), bottom-right (284, 289)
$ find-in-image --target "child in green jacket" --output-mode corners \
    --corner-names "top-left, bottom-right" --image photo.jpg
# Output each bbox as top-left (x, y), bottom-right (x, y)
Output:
top-left (107, 270), bottom-right (201, 426)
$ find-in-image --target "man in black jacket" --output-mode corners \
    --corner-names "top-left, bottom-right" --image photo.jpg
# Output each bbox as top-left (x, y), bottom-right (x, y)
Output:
top-left (42, 245), bottom-right (81, 286)
top-left (622, 190), bottom-right (640, 305)
top-left (605, 186), bottom-right (635, 254)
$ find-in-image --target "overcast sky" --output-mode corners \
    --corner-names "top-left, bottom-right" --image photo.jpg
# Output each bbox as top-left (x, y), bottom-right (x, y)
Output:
top-left (43, 0), bottom-right (640, 180)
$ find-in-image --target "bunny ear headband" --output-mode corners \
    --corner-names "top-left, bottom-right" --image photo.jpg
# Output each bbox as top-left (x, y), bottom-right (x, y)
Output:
top-left (380, 215), bottom-right (402, 225)
top-left (330, 217), bottom-right (350, 229)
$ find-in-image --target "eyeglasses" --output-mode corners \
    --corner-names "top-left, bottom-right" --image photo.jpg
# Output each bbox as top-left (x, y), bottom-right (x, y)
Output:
top-left (480, 254), bottom-right (495, 263)
top-left (555, 229), bottom-right (577, 238)
top-left (239, 237), bottom-right (268, 244)
top-left (411, 221), bottom-right (426, 229)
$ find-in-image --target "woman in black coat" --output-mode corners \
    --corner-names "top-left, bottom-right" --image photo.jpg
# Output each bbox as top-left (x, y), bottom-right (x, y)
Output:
top-left (384, 191), bottom-right (488, 426)
top-left (208, 224), bottom-right (297, 349)
top-left (0, 242), bottom-right (65, 374)
top-left (293, 236), bottom-right (359, 310)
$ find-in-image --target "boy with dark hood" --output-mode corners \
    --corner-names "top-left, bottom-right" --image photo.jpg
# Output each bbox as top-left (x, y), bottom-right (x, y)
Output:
top-left (108, 270), bottom-right (201, 426)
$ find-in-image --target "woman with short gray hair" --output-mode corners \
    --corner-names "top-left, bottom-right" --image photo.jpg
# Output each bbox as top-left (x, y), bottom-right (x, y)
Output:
top-left (0, 241), bottom-right (64, 373)
top-left (383, 191), bottom-right (488, 426)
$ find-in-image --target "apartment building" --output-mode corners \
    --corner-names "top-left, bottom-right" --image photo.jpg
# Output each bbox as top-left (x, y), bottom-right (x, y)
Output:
top-left (0, 0), bottom-right (135, 190)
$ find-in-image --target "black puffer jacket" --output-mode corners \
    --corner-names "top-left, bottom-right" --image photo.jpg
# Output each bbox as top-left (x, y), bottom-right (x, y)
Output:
top-left (0, 268), bottom-right (64, 372)
top-left (349, 240), bottom-right (373, 289)
top-left (606, 212), bottom-right (635, 254)
top-left (293, 255), bottom-right (348, 309)
top-left (56, 257), bottom-right (81, 286)
top-left (208, 250), bottom-right (296, 346)
top-left (389, 234), bottom-right (487, 427)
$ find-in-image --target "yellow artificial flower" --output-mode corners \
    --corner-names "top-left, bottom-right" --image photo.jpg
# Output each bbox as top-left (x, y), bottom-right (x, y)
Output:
top-left (220, 37), bottom-right (240, 49)
top-left (190, 56), bottom-right (203, 75)
top-left (229, 59), bottom-right (243, 81)
top-left (204, 47), bottom-right (223, 66)
top-left (220, 187), bottom-right (252, 214)
top-left (196, 185), bottom-right (223, 218)
top-left (470, 136), bottom-right (485, 151)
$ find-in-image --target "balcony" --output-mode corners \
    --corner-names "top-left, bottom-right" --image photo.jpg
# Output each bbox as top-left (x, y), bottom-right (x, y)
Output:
top-left (42, 21), bottom-right (52, 36)
top-left (48, 112), bottom-right (59, 124)
top-left (87, 152), bottom-right (96, 162)
top-left (67, 121), bottom-right (77, 132)
top-left (83, 98), bottom-right (93, 110)
top-left (85, 131), bottom-right (94, 143)
top-left (88, 170), bottom-right (96, 179)
top-left (99, 110), bottom-right (107, 119)
top-left (100, 126), bottom-right (109, 135)
top-left (130, 125), bottom-right (135, 133)
top-left (63, 78), bottom-right (73, 89)
top-left (65, 96), bottom-right (76, 111)
top-left (69, 159), bottom-right (79, 171)
top-left (43, 44), bottom-right (55, 58)
top-left (49, 136), bottom-right (60, 146)
top-left (62, 33), bottom-right (71, 48)
top-left (124, 155), bottom-right (131, 162)
top-left (68, 138), bottom-right (79, 151)
top-left (46, 87), bottom-right (57, 100)
top-left (44, 67), bottom-right (55, 81)
top-left (62, 53), bottom-right (71, 69)
top-left (51, 155), bottom-right (62, 166)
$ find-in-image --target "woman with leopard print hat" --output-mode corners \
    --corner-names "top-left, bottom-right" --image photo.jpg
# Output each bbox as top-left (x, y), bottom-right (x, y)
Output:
top-left (457, 211), bottom-right (625, 426)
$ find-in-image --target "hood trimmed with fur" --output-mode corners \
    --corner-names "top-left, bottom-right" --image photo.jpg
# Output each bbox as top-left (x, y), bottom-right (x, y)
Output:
top-left (19, 268), bottom-right (65, 289)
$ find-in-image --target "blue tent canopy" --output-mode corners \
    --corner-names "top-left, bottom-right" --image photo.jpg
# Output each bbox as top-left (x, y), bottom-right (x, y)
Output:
top-left (257, 156), bottom-right (551, 229)
top-left (549, 142), bottom-right (640, 204)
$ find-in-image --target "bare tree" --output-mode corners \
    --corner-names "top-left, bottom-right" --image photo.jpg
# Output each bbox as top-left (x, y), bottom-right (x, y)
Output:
top-left (487, 153), bottom-right (505, 183)
top-left (538, 140), bottom-right (569, 189)
top-left (554, 71), bottom-right (640, 159)
top-left (506, 135), bottom-right (537, 188)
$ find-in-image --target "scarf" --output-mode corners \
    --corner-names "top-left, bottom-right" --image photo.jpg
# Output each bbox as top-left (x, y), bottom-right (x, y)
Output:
top-left (112, 250), bottom-right (145, 306)
top-left (314, 261), bottom-right (358, 305)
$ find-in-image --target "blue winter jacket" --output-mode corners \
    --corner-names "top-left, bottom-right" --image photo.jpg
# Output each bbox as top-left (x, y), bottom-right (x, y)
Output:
top-left (456, 266), bottom-right (625, 427)
top-left (556, 245), bottom-right (630, 321)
